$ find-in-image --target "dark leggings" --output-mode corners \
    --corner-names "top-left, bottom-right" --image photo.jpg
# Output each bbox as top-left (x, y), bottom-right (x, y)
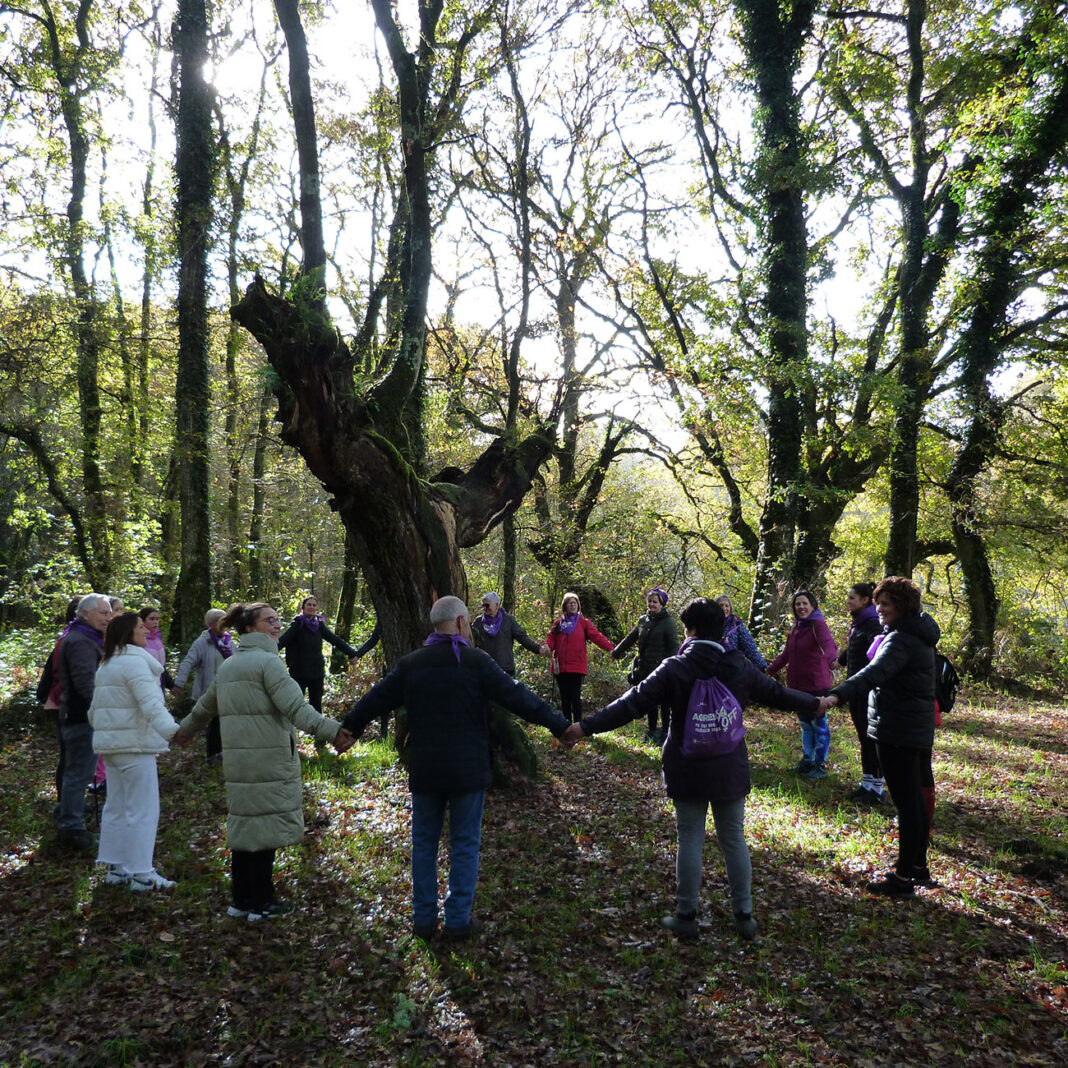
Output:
top-left (206, 716), bottom-right (222, 760)
top-left (556, 672), bottom-right (584, 723)
top-left (646, 705), bottom-right (669, 734)
top-left (293, 676), bottom-right (325, 713)
top-left (848, 699), bottom-right (881, 776)
top-left (231, 848), bottom-right (277, 911)
top-left (877, 742), bottom-right (931, 876)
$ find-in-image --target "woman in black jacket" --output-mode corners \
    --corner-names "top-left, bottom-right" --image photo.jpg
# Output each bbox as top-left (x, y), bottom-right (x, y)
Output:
top-left (612, 587), bottom-right (679, 744)
top-left (277, 596), bottom-right (358, 713)
top-left (838, 582), bottom-right (885, 805)
top-left (567, 598), bottom-right (819, 942)
top-left (823, 576), bottom-right (940, 897)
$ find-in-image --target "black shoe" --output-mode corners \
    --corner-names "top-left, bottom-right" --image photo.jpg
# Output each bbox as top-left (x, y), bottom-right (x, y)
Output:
top-left (413, 923), bottom-right (437, 941)
top-left (59, 829), bottom-right (95, 852)
top-left (794, 758), bottom-right (814, 775)
top-left (444, 916), bottom-right (484, 941)
top-left (661, 912), bottom-right (698, 941)
top-left (734, 912), bottom-right (759, 940)
top-left (867, 871), bottom-right (915, 897)
top-left (911, 866), bottom-right (939, 888)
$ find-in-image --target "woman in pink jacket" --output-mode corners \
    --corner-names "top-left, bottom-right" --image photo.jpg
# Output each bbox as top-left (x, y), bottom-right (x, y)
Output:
top-left (544, 592), bottom-right (615, 723)
top-left (766, 589), bottom-right (838, 780)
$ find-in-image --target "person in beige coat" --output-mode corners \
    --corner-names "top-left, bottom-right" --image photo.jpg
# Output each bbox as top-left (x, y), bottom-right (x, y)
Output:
top-left (177, 603), bottom-right (354, 922)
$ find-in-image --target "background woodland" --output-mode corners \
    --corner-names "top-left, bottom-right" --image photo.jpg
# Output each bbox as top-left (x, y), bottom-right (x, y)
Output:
top-left (1, 0), bottom-right (1067, 687)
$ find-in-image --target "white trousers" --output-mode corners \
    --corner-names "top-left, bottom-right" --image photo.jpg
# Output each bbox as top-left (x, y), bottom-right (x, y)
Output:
top-left (96, 753), bottom-right (161, 875)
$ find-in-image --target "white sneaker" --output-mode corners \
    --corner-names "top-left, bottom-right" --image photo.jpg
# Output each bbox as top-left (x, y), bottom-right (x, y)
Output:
top-left (129, 870), bottom-right (176, 891)
top-left (226, 905), bottom-right (250, 919)
top-left (102, 864), bottom-right (129, 886)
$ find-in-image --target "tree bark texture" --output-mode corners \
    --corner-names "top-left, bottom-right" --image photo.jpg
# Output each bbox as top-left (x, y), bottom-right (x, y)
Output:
top-left (735, 0), bottom-right (815, 630)
top-left (172, 0), bottom-right (215, 644)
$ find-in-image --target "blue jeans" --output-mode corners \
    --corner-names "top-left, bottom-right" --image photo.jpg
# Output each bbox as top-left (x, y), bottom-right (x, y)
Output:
top-left (411, 790), bottom-right (486, 930)
top-left (799, 715), bottom-right (831, 764)
top-left (57, 721), bottom-right (96, 830)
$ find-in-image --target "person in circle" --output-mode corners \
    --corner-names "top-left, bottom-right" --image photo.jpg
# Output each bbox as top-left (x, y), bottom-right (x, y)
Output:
top-left (613, 587), bottom-right (678, 744)
top-left (838, 582), bottom-right (885, 804)
top-left (470, 592), bottom-right (546, 675)
top-left (543, 592), bottom-right (615, 724)
top-left (277, 595), bottom-right (358, 713)
top-left (715, 595), bottom-right (767, 670)
top-left (766, 589), bottom-right (838, 780)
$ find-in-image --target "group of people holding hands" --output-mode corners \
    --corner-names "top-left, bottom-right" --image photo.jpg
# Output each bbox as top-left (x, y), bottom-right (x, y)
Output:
top-left (42, 574), bottom-right (942, 942)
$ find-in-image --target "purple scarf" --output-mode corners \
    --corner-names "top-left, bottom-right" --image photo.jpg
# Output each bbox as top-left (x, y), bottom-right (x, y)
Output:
top-left (209, 631), bottom-right (233, 659)
top-left (866, 632), bottom-right (887, 661)
top-left (850, 602), bottom-right (879, 636)
top-left (144, 628), bottom-right (166, 668)
top-left (70, 618), bottom-right (104, 648)
top-left (481, 611), bottom-right (504, 638)
top-left (558, 612), bottom-right (581, 635)
top-left (296, 613), bottom-right (324, 633)
top-left (424, 630), bottom-right (472, 664)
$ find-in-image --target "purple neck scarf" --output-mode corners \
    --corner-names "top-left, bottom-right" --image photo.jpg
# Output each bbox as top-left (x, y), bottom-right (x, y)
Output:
top-left (866, 632), bottom-right (887, 661)
top-left (481, 611), bottom-right (504, 637)
top-left (70, 618), bottom-right (104, 648)
top-left (296, 613), bottom-right (324, 633)
top-left (210, 631), bottom-right (233, 659)
top-left (558, 612), bottom-right (581, 635)
top-left (851, 602), bottom-right (879, 634)
top-left (424, 630), bottom-right (472, 663)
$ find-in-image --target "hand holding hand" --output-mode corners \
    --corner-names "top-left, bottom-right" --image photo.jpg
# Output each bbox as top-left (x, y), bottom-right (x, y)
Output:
top-left (334, 727), bottom-right (355, 754)
top-left (539, 644), bottom-right (551, 657)
top-left (560, 723), bottom-right (584, 749)
top-left (173, 729), bottom-right (192, 748)
top-left (817, 695), bottom-right (838, 715)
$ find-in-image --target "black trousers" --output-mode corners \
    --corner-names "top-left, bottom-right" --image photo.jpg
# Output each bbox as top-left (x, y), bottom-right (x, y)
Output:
top-left (293, 675), bottom-right (325, 713)
top-left (556, 672), bottom-right (584, 723)
top-left (205, 716), bottom-right (222, 760)
top-left (231, 848), bottom-right (277, 911)
top-left (848, 700), bottom-right (881, 776)
top-left (877, 742), bottom-right (931, 876)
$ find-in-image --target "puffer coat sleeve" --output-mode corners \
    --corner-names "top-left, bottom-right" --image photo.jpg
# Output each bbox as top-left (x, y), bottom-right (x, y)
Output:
top-left (89, 646), bottom-right (178, 754)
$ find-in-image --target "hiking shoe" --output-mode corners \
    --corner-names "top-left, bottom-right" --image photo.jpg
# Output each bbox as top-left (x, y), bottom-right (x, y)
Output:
top-left (226, 905), bottom-right (251, 919)
top-left (59, 829), bottom-right (96, 852)
top-left (794, 758), bottom-right (814, 775)
top-left (444, 916), bottom-right (484, 941)
top-left (129, 870), bottom-right (176, 892)
top-left (247, 899), bottom-right (295, 922)
top-left (102, 864), bottom-right (129, 887)
top-left (867, 871), bottom-right (915, 898)
top-left (848, 786), bottom-right (884, 805)
top-left (412, 922), bottom-right (437, 941)
top-left (734, 912), bottom-right (759, 941)
top-left (806, 762), bottom-right (828, 781)
top-left (661, 913), bottom-right (698, 941)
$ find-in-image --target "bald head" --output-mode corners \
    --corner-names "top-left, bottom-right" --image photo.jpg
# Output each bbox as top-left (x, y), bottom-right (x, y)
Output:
top-left (429, 596), bottom-right (470, 634)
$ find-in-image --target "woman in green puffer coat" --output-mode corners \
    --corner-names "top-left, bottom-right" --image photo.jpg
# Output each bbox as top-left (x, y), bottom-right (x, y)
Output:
top-left (177, 603), bottom-right (354, 922)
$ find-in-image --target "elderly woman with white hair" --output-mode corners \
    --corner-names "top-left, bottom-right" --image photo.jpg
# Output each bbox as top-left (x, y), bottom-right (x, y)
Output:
top-left (470, 592), bottom-right (546, 676)
top-left (173, 608), bottom-right (233, 765)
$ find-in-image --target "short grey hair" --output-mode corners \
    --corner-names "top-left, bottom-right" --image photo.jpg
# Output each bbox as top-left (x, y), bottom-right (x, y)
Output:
top-left (481, 592), bottom-right (500, 606)
top-left (429, 596), bottom-right (469, 627)
top-left (78, 593), bottom-right (110, 617)
top-left (205, 608), bottom-right (226, 627)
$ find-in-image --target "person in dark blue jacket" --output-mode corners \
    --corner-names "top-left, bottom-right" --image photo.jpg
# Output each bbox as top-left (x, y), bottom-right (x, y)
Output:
top-left (715, 595), bottom-right (767, 670)
top-left (838, 582), bottom-right (885, 805)
top-left (341, 596), bottom-right (571, 941)
top-left (564, 598), bottom-right (818, 943)
top-left (824, 576), bottom-right (940, 897)
top-left (277, 595), bottom-right (358, 713)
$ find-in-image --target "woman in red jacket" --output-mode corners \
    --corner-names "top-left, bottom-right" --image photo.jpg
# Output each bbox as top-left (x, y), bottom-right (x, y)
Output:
top-left (543, 592), bottom-right (615, 723)
top-left (766, 589), bottom-right (838, 779)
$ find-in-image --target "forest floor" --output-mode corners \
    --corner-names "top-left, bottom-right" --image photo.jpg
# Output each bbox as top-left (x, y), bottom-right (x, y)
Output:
top-left (0, 676), bottom-right (1065, 1067)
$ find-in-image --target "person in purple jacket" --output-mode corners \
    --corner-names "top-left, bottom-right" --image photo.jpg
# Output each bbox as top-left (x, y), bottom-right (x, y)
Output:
top-left (766, 589), bottom-right (839, 780)
top-left (562, 598), bottom-right (819, 942)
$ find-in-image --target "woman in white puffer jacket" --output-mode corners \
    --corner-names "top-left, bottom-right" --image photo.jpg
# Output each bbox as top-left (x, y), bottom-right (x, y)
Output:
top-left (88, 612), bottom-right (179, 890)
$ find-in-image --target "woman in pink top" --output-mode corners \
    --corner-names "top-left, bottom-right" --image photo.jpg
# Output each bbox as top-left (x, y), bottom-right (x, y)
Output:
top-left (766, 589), bottom-right (838, 779)
top-left (139, 607), bottom-right (176, 691)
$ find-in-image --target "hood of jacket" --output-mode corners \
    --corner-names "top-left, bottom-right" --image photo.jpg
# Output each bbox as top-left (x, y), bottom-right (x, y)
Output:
top-left (676, 638), bottom-right (726, 676)
top-left (890, 612), bottom-right (941, 647)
